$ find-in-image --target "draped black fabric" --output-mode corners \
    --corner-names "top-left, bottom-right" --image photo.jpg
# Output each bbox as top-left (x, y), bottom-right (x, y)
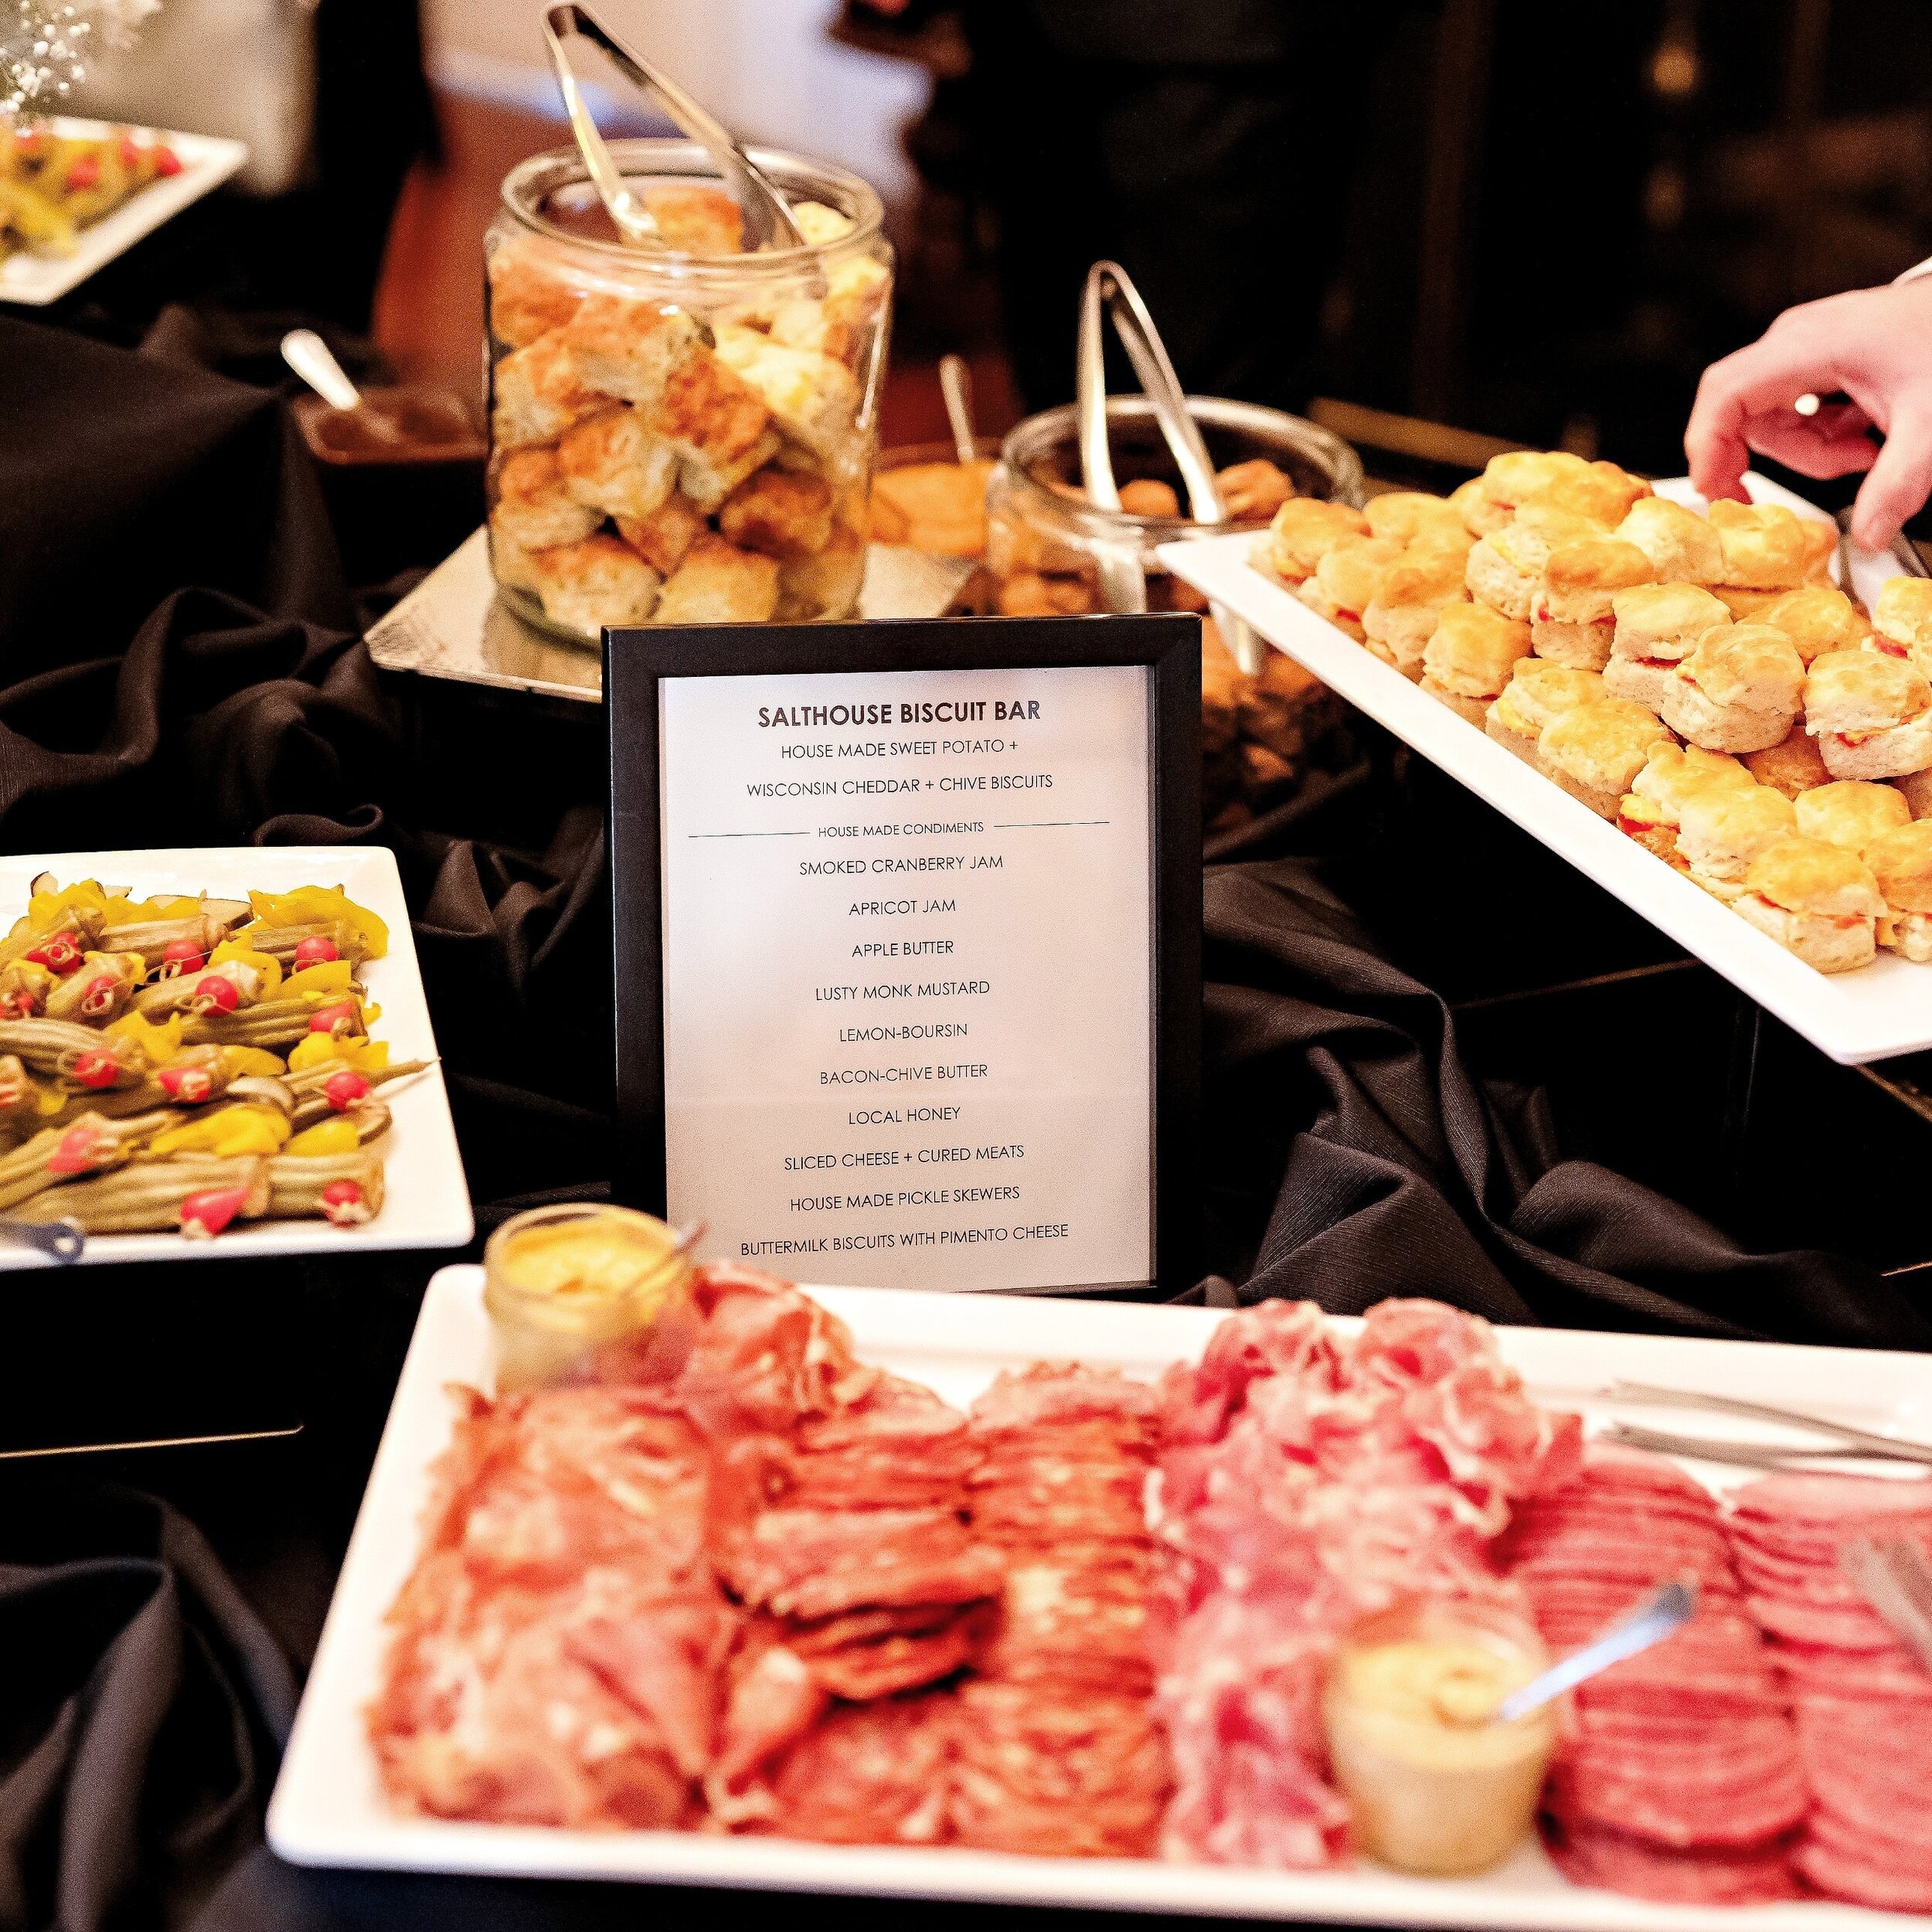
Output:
top-left (2, 312), bottom-right (1928, 1932)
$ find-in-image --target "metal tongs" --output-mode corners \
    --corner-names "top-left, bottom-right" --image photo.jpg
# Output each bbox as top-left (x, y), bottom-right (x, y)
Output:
top-left (542, 5), bottom-right (804, 252)
top-left (1599, 1380), bottom-right (1932, 1471)
top-left (1075, 260), bottom-right (1261, 670)
top-left (1840, 1536), bottom-right (1932, 1674)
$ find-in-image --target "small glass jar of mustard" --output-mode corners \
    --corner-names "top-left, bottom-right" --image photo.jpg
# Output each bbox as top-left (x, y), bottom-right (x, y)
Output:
top-left (482, 1202), bottom-right (693, 1393)
top-left (1324, 1597), bottom-right (1558, 1877)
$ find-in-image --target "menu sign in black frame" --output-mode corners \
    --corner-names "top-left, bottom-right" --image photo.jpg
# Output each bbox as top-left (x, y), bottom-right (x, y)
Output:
top-left (607, 614), bottom-right (1200, 1296)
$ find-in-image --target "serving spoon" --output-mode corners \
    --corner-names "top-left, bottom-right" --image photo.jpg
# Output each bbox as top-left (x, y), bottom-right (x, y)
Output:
top-left (279, 330), bottom-right (403, 445)
top-left (1488, 1576), bottom-right (1699, 1726)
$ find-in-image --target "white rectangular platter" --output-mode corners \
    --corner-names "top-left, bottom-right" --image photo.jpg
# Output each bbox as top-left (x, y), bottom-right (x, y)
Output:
top-left (0, 847), bottom-right (471, 1265)
top-left (0, 117), bottom-right (249, 306)
top-left (1161, 475), bottom-right (1932, 1065)
top-left (269, 1267), bottom-right (1932, 1928)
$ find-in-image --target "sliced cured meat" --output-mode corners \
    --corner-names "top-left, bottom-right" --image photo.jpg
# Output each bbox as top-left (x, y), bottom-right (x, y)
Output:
top-left (764, 1691), bottom-right (955, 1845)
top-left (1794, 1837), bottom-right (1932, 1913)
top-left (950, 1681), bottom-right (1169, 1857)
top-left (714, 1503), bottom-right (1005, 1620)
top-left (1743, 1593), bottom-right (1901, 1649)
top-left (968, 1362), bottom-right (1161, 1442)
top-left (1540, 1816), bottom-right (1800, 1905)
top-left (801, 1603), bottom-right (992, 1701)
top-left (979, 1553), bottom-right (1155, 1696)
top-left (1158, 1297), bottom-right (1339, 1447)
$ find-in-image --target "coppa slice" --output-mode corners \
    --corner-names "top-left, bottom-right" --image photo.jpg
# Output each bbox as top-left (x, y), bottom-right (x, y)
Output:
top-left (761, 1691), bottom-right (954, 1845)
top-left (1542, 1817), bottom-right (1800, 1906)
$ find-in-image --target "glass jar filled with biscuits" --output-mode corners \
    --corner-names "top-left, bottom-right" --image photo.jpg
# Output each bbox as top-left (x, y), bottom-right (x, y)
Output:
top-left (485, 140), bottom-right (893, 641)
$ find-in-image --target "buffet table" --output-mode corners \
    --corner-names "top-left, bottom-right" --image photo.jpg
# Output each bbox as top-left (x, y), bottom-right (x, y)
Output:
top-left (5, 311), bottom-right (1932, 1932)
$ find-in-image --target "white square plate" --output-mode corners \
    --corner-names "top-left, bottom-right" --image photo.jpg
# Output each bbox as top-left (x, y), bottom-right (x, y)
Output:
top-left (0, 847), bottom-right (471, 1265)
top-left (1161, 475), bottom-right (1932, 1064)
top-left (270, 1268), bottom-right (1932, 1927)
top-left (0, 117), bottom-right (249, 306)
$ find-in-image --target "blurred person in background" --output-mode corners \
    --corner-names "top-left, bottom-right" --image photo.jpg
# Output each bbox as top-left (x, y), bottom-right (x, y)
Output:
top-left (1688, 267), bottom-right (1932, 552)
top-left (859, 0), bottom-right (1386, 413)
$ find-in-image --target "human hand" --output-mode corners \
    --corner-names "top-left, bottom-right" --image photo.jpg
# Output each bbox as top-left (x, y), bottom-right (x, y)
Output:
top-left (1685, 276), bottom-right (1932, 550)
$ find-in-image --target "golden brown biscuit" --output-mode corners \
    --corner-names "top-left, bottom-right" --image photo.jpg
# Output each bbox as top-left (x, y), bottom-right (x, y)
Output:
top-left (1676, 782), bottom-right (1797, 898)
top-left (649, 349), bottom-right (781, 513)
top-left (1466, 506), bottom-right (1604, 620)
top-left (1216, 459), bottom-right (1296, 522)
top-left (487, 235), bottom-right (587, 351)
top-left (641, 184), bottom-right (744, 254)
top-left (1805, 648), bottom-right (1932, 780)
top-left (491, 328), bottom-right (607, 451)
top-left (654, 532), bottom-right (781, 625)
top-left (1362, 549), bottom-right (1469, 678)
top-left (1537, 699), bottom-right (1675, 818)
top-left (1619, 743), bottom-right (1750, 866)
top-left (1532, 536), bottom-right (1655, 668)
top-left (719, 467), bottom-right (836, 561)
top-left (616, 495), bottom-right (706, 577)
top-left (1298, 537), bottom-right (1403, 641)
top-left (712, 325), bottom-right (859, 461)
top-left (1707, 498), bottom-right (1817, 593)
top-left (1794, 778), bottom-right (1911, 856)
top-left (1736, 836), bottom-right (1884, 972)
top-left (1420, 602), bottom-right (1535, 723)
top-left (1474, 449), bottom-right (1640, 529)
top-left (527, 533), bottom-right (662, 634)
top-left (1605, 586), bottom-right (1732, 709)
top-left (491, 446), bottom-right (603, 551)
top-left (1661, 623), bottom-right (1805, 754)
top-left (1615, 498), bottom-right (1725, 585)
top-left (1872, 577), bottom-right (1932, 673)
top-left (1486, 660), bottom-right (1603, 764)
top-left (556, 406), bottom-right (680, 522)
top-left (1760, 584), bottom-right (1871, 665)
top-left (1743, 726), bottom-right (1833, 799)
top-left (1450, 474), bottom-right (1496, 536)
top-left (1266, 498), bottom-right (1371, 583)
top-left (558, 294), bottom-right (706, 411)
top-left (1365, 491), bottom-right (1465, 546)
top-left (1865, 821), bottom-right (1932, 960)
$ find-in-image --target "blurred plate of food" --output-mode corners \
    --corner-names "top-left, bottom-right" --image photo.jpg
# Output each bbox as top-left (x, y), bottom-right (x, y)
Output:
top-left (0, 116), bottom-right (248, 306)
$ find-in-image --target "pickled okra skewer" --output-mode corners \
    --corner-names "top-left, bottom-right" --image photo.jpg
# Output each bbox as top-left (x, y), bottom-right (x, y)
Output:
top-left (12, 1156), bottom-right (272, 1235)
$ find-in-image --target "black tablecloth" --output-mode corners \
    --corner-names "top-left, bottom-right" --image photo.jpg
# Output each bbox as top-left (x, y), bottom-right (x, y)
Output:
top-left (2, 312), bottom-right (1928, 1932)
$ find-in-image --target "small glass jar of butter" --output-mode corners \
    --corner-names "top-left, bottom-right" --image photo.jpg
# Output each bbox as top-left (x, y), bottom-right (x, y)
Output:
top-left (482, 1202), bottom-right (693, 1392)
top-left (1324, 1598), bottom-right (1558, 1877)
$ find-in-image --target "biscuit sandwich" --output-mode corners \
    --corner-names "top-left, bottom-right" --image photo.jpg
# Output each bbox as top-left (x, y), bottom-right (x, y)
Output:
top-left (1261, 498), bottom-right (1371, 587)
top-left (1792, 779), bottom-right (1912, 859)
top-left (1298, 536), bottom-right (1404, 642)
top-left (1675, 781), bottom-right (1798, 900)
top-left (1362, 546), bottom-right (1469, 679)
top-left (1706, 499), bottom-right (1833, 616)
top-left (1538, 697), bottom-right (1675, 820)
top-left (1465, 505), bottom-right (1603, 621)
top-left (1660, 622), bottom-right (1805, 753)
top-left (1735, 835), bottom-right (1886, 974)
top-left (1870, 577), bottom-right (1932, 675)
top-left (1486, 659), bottom-right (1604, 765)
top-left (1617, 743), bottom-right (1751, 865)
top-left (1604, 584), bottom-right (1732, 709)
top-left (1804, 649), bottom-right (1932, 781)
top-left (1760, 584), bottom-right (1870, 665)
top-left (1615, 497), bottom-right (1726, 585)
top-left (1864, 820), bottom-right (1932, 961)
top-left (1531, 536), bottom-right (1655, 668)
top-left (1467, 451), bottom-right (1650, 534)
top-left (1419, 602), bottom-right (1535, 725)
top-left (1742, 725), bottom-right (1832, 798)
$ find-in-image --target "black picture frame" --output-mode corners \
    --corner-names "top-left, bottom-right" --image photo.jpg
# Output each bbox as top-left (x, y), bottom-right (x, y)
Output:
top-left (606, 614), bottom-right (1202, 1298)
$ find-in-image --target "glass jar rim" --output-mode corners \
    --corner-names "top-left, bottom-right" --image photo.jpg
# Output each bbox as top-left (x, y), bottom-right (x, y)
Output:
top-left (484, 1201), bottom-right (691, 1315)
top-left (500, 138), bottom-right (886, 283)
top-left (996, 396), bottom-right (1366, 545)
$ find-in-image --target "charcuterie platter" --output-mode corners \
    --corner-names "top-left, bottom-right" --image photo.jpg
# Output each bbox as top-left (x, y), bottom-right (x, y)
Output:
top-left (270, 1264), bottom-right (1932, 1926)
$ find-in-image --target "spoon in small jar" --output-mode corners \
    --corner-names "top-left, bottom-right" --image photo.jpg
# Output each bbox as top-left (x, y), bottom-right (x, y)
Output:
top-left (280, 330), bottom-right (403, 445)
top-left (939, 354), bottom-right (978, 468)
top-left (1485, 1577), bottom-right (1699, 1727)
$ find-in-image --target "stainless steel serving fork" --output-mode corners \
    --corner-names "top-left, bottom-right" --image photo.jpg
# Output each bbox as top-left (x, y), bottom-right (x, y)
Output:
top-left (1600, 1381), bottom-right (1932, 1470)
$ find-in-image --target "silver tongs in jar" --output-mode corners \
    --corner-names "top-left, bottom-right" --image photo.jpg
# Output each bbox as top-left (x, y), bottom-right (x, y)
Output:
top-left (1075, 260), bottom-right (1261, 669)
top-left (541, 5), bottom-right (804, 252)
